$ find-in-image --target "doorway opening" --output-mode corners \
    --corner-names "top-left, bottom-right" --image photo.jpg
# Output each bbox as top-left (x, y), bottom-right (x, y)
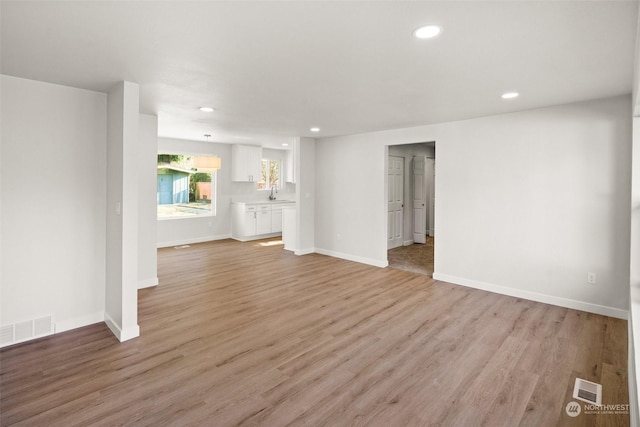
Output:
top-left (386, 142), bottom-right (435, 276)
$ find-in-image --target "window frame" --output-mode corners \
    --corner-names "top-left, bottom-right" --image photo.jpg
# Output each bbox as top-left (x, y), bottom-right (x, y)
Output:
top-left (257, 158), bottom-right (281, 191)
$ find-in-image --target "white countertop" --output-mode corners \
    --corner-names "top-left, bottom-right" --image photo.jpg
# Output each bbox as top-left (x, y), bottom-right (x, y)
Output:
top-left (232, 200), bottom-right (295, 205)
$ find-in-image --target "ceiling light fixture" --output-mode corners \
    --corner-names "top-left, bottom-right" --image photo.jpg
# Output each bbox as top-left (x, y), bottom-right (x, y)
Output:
top-left (413, 25), bottom-right (441, 39)
top-left (282, 143), bottom-right (289, 147)
top-left (199, 107), bottom-right (215, 112)
top-left (195, 134), bottom-right (221, 171)
top-left (501, 92), bottom-right (519, 99)
top-left (194, 156), bottom-right (221, 171)
top-left (310, 127), bottom-right (320, 132)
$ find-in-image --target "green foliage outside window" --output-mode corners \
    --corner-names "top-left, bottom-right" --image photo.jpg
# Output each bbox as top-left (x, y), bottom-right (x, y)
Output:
top-left (258, 159), bottom-right (280, 190)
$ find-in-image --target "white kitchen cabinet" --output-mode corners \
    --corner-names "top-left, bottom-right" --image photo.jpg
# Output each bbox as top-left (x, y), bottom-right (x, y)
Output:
top-left (231, 144), bottom-right (262, 182)
top-left (244, 206), bottom-right (257, 237)
top-left (231, 201), bottom-right (293, 241)
top-left (256, 209), bottom-right (272, 235)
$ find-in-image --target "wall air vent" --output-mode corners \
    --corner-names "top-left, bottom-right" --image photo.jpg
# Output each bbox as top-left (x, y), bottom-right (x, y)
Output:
top-left (573, 378), bottom-right (602, 406)
top-left (0, 315), bottom-right (54, 348)
top-left (14, 320), bottom-right (32, 342)
top-left (34, 316), bottom-right (53, 336)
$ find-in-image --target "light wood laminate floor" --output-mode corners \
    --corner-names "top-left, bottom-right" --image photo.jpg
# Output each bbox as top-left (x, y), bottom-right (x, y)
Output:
top-left (0, 238), bottom-right (629, 426)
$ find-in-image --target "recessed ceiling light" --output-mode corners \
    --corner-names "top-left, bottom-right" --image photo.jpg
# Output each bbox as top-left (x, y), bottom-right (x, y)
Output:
top-left (501, 92), bottom-right (519, 99)
top-left (413, 25), bottom-right (441, 39)
top-left (199, 107), bottom-right (215, 112)
top-left (282, 143), bottom-right (289, 147)
top-left (310, 127), bottom-right (320, 132)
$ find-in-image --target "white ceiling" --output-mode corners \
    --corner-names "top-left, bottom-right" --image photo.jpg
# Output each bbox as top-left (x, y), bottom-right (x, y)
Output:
top-left (1, 1), bottom-right (638, 148)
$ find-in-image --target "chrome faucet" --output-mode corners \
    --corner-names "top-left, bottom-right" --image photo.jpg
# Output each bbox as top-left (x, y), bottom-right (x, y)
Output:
top-left (269, 185), bottom-right (277, 200)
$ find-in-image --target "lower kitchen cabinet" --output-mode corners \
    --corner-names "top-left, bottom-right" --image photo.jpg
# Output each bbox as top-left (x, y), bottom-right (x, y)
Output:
top-left (231, 201), bottom-right (293, 241)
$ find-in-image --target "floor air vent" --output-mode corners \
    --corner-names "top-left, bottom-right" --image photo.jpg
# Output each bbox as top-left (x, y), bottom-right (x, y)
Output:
top-left (0, 315), bottom-right (54, 348)
top-left (573, 378), bottom-right (602, 405)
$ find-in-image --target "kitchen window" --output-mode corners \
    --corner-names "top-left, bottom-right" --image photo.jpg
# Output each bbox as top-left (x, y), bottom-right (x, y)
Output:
top-left (257, 159), bottom-right (280, 191)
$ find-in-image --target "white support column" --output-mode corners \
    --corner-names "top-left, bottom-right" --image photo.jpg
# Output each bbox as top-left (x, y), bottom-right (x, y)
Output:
top-left (295, 137), bottom-right (315, 255)
top-left (105, 81), bottom-right (140, 342)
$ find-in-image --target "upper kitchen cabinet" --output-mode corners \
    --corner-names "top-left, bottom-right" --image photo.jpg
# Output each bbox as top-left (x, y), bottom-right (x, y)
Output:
top-left (231, 144), bottom-right (262, 182)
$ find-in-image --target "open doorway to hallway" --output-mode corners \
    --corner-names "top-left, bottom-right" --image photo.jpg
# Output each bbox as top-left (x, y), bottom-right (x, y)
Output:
top-left (388, 236), bottom-right (434, 275)
top-left (387, 142), bottom-right (435, 276)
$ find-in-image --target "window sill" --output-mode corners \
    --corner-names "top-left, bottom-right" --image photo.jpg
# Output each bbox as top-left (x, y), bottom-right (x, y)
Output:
top-left (157, 214), bottom-right (216, 221)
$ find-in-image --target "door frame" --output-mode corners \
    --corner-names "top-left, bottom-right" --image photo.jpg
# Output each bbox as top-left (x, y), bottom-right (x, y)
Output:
top-left (385, 142), bottom-right (437, 267)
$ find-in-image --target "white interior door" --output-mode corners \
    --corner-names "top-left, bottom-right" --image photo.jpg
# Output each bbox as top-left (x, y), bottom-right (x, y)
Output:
top-left (388, 156), bottom-right (404, 249)
top-left (412, 156), bottom-right (427, 244)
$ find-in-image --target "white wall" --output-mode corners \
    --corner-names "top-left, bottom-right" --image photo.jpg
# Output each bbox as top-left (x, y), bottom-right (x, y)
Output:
top-left (626, 14), bottom-right (640, 425)
top-left (316, 95), bottom-right (632, 317)
top-left (138, 114), bottom-right (158, 288)
top-left (630, 117), bottom-right (640, 425)
top-left (156, 138), bottom-right (295, 247)
top-left (315, 134), bottom-right (388, 267)
top-left (0, 75), bottom-right (107, 332)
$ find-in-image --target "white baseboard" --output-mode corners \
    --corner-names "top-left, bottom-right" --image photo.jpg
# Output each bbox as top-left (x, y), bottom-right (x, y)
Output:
top-left (104, 312), bottom-right (120, 339)
top-left (403, 240), bottom-right (414, 246)
top-left (295, 247), bottom-right (315, 256)
top-left (104, 312), bottom-right (140, 342)
top-left (120, 325), bottom-right (140, 342)
top-left (231, 232), bottom-right (282, 243)
top-left (315, 248), bottom-right (388, 268)
top-left (55, 311), bottom-right (105, 333)
top-left (432, 273), bottom-right (628, 320)
top-left (138, 277), bottom-right (159, 289)
top-left (157, 234), bottom-right (231, 248)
